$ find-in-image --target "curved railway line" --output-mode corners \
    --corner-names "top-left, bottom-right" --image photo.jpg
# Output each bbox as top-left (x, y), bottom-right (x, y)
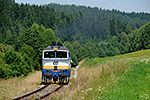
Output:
top-left (12, 84), bottom-right (63, 100)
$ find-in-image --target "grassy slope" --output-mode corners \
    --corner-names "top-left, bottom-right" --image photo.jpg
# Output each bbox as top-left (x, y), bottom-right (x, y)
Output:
top-left (73, 49), bottom-right (150, 100)
top-left (0, 49), bottom-right (149, 100)
top-left (0, 71), bottom-right (41, 100)
top-left (102, 51), bottom-right (150, 100)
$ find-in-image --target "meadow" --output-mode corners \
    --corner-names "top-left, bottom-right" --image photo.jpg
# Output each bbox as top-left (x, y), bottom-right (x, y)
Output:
top-left (0, 71), bottom-right (41, 99)
top-left (0, 49), bottom-right (149, 100)
top-left (73, 49), bottom-right (150, 100)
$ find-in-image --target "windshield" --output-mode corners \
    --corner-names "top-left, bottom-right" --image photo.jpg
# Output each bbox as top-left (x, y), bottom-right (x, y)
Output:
top-left (56, 51), bottom-right (67, 58)
top-left (44, 52), bottom-right (55, 58)
top-left (44, 51), bottom-right (67, 58)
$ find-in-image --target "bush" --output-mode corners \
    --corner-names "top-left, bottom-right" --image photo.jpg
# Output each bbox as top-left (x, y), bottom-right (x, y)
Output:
top-left (2, 50), bottom-right (33, 78)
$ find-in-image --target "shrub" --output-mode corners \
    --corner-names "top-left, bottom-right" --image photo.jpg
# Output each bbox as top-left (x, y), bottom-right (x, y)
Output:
top-left (2, 50), bottom-right (33, 78)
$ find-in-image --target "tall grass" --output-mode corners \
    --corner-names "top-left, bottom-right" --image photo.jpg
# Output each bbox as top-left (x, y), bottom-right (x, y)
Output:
top-left (101, 62), bottom-right (150, 100)
top-left (3, 49), bottom-right (149, 100)
top-left (0, 71), bottom-right (41, 99)
top-left (74, 60), bottom-right (129, 100)
top-left (73, 49), bottom-right (150, 100)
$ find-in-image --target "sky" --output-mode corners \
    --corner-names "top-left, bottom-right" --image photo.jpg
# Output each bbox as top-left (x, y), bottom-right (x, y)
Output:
top-left (15, 0), bottom-right (150, 13)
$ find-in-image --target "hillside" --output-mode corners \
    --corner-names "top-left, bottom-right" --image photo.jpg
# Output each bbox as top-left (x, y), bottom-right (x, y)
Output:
top-left (1, 49), bottom-right (149, 99)
top-left (50, 49), bottom-right (150, 100)
top-left (47, 3), bottom-right (150, 28)
top-left (0, 0), bottom-right (150, 78)
top-left (57, 21), bottom-right (150, 66)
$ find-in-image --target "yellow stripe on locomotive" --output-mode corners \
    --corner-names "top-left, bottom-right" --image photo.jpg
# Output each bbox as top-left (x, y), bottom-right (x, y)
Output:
top-left (43, 66), bottom-right (70, 69)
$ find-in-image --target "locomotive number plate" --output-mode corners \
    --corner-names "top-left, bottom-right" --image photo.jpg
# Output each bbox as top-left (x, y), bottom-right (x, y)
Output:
top-left (53, 61), bottom-right (58, 65)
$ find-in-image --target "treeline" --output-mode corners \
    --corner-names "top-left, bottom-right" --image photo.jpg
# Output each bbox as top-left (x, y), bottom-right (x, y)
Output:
top-left (0, 0), bottom-right (82, 45)
top-left (55, 16), bottom-right (109, 43)
top-left (0, 0), bottom-right (150, 78)
top-left (0, 24), bottom-right (56, 78)
top-left (50, 3), bottom-right (150, 66)
top-left (0, 0), bottom-right (82, 78)
top-left (47, 3), bottom-right (150, 28)
top-left (62, 20), bottom-right (150, 66)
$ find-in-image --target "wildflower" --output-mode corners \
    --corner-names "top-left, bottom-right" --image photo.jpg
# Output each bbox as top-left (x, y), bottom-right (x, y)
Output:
top-left (93, 97), bottom-right (98, 100)
top-left (98, 88), bottom-right (101, 91)
top-left (134, 93), bottom-right (136, 95)
top-left (102, 87), bottom-right (105, 90)
top-left (141, 95), bottom-right (143, 97)
top-left (89, 88), bottom-right (93, 91)
top-left (145, 77), bottom-right (147, 79)
top-left (98, 86), bottom-right (101, 88)
top-left (144, 94), bottom-right (149, 99)
top-left (144, 94), bottom-right (148, 96)
top-left (85, 91), bottom-right (88, 95)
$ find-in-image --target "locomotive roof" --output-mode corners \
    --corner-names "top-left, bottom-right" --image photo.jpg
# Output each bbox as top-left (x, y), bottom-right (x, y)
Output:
top-left (43, 46), bottom-right (69, 51)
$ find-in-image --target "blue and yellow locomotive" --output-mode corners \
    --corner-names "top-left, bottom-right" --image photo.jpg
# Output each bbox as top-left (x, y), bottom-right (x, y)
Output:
top-left (42, 43), bottom-right (71, 84)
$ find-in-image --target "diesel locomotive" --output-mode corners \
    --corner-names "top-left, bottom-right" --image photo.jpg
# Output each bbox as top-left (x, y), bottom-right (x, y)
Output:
top-left (42, 43), bottom-right (71, 84)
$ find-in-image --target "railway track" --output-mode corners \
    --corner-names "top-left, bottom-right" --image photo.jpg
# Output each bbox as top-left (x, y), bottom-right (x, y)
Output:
top-left (12, 84), bottom-right (63, 100)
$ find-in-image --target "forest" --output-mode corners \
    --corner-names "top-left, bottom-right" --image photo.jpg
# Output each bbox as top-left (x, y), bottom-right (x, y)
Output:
top-left (0, 0), bottom-right (150, 78)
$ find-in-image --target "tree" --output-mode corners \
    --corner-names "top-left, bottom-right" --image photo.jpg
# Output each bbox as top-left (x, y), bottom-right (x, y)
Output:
top-left (19, 44), bottom-right (40, 70)
top-left (15, 24), bottom-right (56, 69)
top-left (84, 41), bottom-right (96, 58)
top-left (109, 18), bottom-right (117, 35)
top-left (128, 29), bottom-right (140, 52)
top-left (63, 42), bottom-right (78, 66)
top-left (45, 28), bottom-right (56, 43)
top-left (72, 41), bottom-right (80, 49)
top-left (4, 50), bottom-right (33, 77)
top-left (119, 32), bottom-right (129, 53)
top-left (0, 0), bottom-right (4, 13)
top-left (140, 22), bottom-right (150, 49)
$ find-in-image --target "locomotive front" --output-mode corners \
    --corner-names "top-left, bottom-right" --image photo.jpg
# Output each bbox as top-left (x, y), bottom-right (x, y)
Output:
top-left (42, 44), bottom-right (71, 84)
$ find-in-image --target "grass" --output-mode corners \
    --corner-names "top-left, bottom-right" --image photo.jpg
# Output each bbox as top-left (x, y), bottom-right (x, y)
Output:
top-left (50, 56), bottom-right (129, 100)
top-left (0, 49), bottom-right (149, 100)
top-left (72, 49), bottom-right (150, 100)
top-left (100, 62), bottom-right (150, 100)
top-left (0, 71), bottom-right (41, 100)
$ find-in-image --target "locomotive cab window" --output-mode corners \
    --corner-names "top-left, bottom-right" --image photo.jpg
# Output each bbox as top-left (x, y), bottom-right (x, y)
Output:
top-left (44, 51), bottom-right (55, 58)
top-left (44, 51), bottom-right (67, 58)
top-left (56, 51), bottom-right (67, 58)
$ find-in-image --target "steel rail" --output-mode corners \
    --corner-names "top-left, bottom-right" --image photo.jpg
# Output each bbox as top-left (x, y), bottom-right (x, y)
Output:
top-left (35, 84), bottom-right (63, 100)
top-left (12, 84), bottom-right (49, 100)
